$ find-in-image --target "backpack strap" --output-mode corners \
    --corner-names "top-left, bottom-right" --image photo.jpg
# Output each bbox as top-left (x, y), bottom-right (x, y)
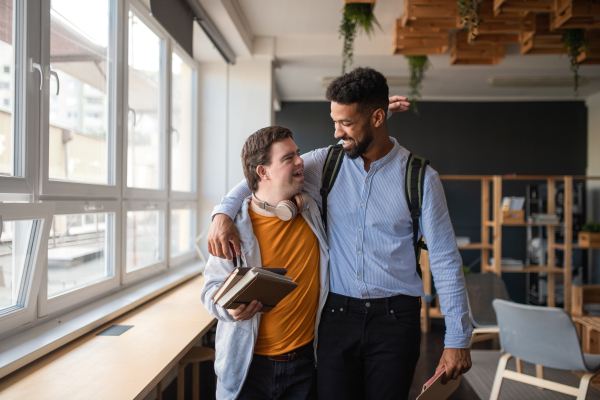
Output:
top-left (320, 144), bottom-right (344, 231)
top-left (404, 153), bottom-right (429, 278)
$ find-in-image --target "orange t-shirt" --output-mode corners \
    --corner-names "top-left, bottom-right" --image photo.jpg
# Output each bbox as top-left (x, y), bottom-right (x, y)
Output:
top-left (249, 207), bottom-right (320, 356)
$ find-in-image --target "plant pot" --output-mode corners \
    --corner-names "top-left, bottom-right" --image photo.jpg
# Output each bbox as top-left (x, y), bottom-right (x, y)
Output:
top-left (579, 232), bottom-right (600, 247)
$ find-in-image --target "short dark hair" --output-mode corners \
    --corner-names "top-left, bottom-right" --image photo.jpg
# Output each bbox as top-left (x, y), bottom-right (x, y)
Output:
top-left (325, 67), bottom-right (389, 117)
top-left (241, 126), bottom-right (294, 192)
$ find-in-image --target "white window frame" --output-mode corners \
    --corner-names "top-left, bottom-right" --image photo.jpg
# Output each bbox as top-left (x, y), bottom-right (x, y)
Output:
top-left (0, 0), bottom-right (40, 196)
top-left (0, 202), bottom-right (54, 337)
top-left (37, 201), bottom-right (121, 318)
top-left (37, 0), bottom-right (122, 199)
top-left (170, 45), bottom-right (198, 201)
top-left (122, 200), bottom-right (167, 285)
top-left (122, 0), bottom-right (169, 200)
top-left (169, 201), bottom-right (198, 267)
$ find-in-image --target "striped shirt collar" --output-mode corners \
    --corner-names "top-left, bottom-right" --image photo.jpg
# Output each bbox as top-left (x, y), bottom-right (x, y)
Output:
top-left (352, 136), bottom-right (401, 171)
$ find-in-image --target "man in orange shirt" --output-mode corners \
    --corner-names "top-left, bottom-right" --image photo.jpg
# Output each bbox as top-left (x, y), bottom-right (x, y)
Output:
top-left (201, 126), bottom-right (330, 400)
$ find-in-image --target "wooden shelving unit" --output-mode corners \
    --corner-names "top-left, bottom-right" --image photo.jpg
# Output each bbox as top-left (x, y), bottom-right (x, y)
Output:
top-left (419, 174), bottom-right (600, 331)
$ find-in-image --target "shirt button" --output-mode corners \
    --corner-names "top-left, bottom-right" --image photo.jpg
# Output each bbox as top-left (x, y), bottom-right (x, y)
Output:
top-left (365, 178), bottom-right (369, 182)
top-left (357, 250), bottom-right (361, 254)
top-left (357, 275), bottom-right (361, 280)
top-left (362, 294), bottom-right (367, 299)
top-left (366, 302), bottom-right (371, 307)
top-left (361, 203), bottom-right (364, 207)
top-left (358, 228), bottom-right (362, 232)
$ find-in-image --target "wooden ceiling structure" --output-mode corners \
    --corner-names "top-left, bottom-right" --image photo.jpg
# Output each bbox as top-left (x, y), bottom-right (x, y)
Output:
top-left (392, 0), bottom-right (600, 65)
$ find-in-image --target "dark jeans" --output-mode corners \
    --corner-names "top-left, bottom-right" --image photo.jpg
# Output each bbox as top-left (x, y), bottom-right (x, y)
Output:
top-left (317, 292), bottom-right (422, 400)
top-left (238, 342), bottom-right (317, 400)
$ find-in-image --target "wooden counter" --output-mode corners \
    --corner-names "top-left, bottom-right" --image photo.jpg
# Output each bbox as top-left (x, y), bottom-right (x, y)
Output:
top-left (0, 275), bottom-right (216, 400)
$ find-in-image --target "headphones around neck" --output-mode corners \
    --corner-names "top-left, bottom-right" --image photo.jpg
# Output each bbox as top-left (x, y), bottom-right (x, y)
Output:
top-left (252, 193), bottom-right (309, 221)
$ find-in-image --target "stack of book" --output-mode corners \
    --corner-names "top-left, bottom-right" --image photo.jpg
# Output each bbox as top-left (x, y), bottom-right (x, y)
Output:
top-left (212, 267), bottom-right (298, 313)
top-left (529, 213), bottom-right (560, 224)
top-left (489, 257), bottom-right (524, 270)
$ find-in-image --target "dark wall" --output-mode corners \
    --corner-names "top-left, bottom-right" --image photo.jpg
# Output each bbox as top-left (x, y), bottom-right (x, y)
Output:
top-left (276, 101), bottom-right (588, 303)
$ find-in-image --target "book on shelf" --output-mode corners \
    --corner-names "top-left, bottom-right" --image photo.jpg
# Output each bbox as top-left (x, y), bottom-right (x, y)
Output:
top-left (529, 213), bottom-right (560, 224)
top-left (501, 196), bottom-right (525, 211)
top-left (214, 267), bottom-right (297, 313)
top-left (489, 257), bottom-right (524, 270)
top-left (456, 237), bottom-right (471, 247)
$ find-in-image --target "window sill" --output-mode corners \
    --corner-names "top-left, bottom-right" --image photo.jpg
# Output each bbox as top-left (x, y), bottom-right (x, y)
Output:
top-left (0, 261), bottom-right (205, 380)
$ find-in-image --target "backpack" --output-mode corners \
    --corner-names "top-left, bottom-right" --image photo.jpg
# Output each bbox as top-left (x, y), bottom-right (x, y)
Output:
top-left (319, 144), bottom-right (429, 278)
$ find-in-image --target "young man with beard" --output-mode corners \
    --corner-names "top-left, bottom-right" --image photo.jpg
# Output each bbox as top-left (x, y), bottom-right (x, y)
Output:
top-left (207, 67), bottom-right (472, 400)
top-left (201, 126), bottom-right (329, 400)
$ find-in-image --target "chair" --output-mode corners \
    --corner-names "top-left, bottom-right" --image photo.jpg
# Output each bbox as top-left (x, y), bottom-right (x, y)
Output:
top-left (176, 346), bottom-right (216, 400)
top-left (490, 299), bottom-right (600, 400)
top-left (465, 273), bottom-right (510, 344)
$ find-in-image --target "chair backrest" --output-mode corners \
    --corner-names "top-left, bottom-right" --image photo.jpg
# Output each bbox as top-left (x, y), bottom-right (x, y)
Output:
top-left (465, 273), bottom-right (510, 328)
top-left (492, 299), bottom-right (586, 371)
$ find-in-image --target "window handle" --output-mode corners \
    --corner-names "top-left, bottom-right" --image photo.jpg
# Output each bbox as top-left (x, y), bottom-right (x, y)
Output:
top-left (145, 203), bottom-right (158, 210)
top-left (29, 59), bottom-right (43, 90)
top-left (172, 128), bottom-right (179, 144)
top-left (49, 67), bottom-right (60, 95)
top-left (84, 204), bottom-right (104, 211)
top-left (128, 107), bottom-right (137, 126)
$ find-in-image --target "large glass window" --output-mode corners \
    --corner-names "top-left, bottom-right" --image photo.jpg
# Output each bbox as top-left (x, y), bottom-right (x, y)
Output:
top-left (127, 12), bottom-right (163, 190)
top-left (49, 0), bottom-right (111, 184)
top-left (171, 52), bottom-right (194, 192)
top-left (170, 207), bottom-right (195, 257)
top-left (0, 0), bottom-right (14, 177)
top-left (47, 212), bottom-right (113, 298)
top-left (126, 209), bottom-right (163, 272)
top-left (0, 219), bottom-right (37, 313)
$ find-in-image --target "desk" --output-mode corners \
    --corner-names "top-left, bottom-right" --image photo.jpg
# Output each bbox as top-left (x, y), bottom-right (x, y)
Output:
top-left (0, 275), bottom-right (216, 400)
top-left (573, 315), bottom-right (600, 354)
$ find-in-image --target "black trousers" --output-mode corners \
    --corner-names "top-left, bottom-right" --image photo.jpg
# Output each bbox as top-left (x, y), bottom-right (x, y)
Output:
top-left (317, 292), bottom-right (421, 400)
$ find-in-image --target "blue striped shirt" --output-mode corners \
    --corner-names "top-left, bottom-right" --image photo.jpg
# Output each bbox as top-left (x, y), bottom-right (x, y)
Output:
top-left (213, 138), bottom-right (473, 348)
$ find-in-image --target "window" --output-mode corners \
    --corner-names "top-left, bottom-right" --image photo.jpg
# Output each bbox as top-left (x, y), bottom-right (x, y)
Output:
top-left (47, 212), bottom-right (112, 297)
top-left (170, 203), bottom-right (197, 265)
top-left (48, 0), bottom-right (112, 185)
top-left (122, 201), bottom-right (167, 284)
top-left (0, 0), bottom-right (14, 178)
top-left (0, 0), bottom-right (201, 345)
top-left (0, 203), bottom-right (54, 336)
top-left (0, 220), bottom-right (36, 311)
top-left (37, 202), bottom-right (119, 318)
top-left (171, 52), bottom-right (196, 194)
top-left (127, 11), bottom-right (164, 191)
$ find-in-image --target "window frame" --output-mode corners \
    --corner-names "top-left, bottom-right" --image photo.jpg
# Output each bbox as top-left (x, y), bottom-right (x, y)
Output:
top-left (0, 202), bottom-right (55, 337)
top-left (122, 0), bottom-right (169, 200)
top-left (169, 201), bottom-right (198, 268)
top-left (37, 201), bottom-right (121, 318)
top-left (38, 0), bottom-right (122, 199)
top-left (122, 200), bottom-right (167, 285)
top-left (0, 0), bottom-right (39, 196)
top-left (169, 45), bottom-right (198, 201)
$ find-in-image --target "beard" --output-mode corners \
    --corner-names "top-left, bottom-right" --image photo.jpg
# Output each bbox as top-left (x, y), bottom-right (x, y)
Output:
top-left (342, 123), bottom-right (374, 159)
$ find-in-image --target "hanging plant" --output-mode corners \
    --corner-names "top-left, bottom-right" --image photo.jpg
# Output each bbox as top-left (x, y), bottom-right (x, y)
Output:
top-left (562, 29), bottom-right (588, 97)
top-left (339, 3), bottom-right (382, 74)
top-left (405, 55), bottom-right (429, 116)
top-left (458, 0), bottom-right (482, 43)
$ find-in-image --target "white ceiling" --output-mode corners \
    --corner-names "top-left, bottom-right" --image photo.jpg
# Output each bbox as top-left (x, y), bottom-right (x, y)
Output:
top-left (203, 0), bottom-right (600, 101)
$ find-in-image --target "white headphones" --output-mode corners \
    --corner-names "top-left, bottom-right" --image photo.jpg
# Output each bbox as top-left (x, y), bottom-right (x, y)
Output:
top-left (252, 193), bottom-right (309, 221)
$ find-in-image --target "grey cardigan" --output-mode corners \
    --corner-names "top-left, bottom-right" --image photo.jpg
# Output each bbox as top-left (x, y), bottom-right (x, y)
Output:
top-left (200, 194), bottom-right (330, 400)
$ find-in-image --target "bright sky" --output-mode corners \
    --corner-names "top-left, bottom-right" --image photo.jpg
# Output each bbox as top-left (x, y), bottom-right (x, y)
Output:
top-left (50, 0), bottom-right (165, 73)
top-left (51, 0), bottom-right (109, 47)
